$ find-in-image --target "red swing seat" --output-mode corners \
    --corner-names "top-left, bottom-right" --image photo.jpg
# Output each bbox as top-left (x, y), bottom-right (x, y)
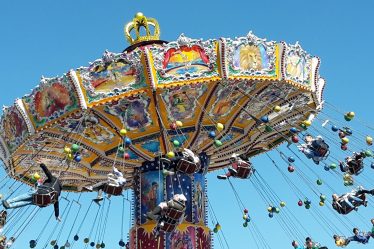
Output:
top-left (103, 184), bottom-right (123, 196)
top-left (164, 206), bottom-right (185, 220)
top-left (32, 189), bottom-right (58, 207)
top-left (176, 158), bottom-right (201, 174)
top-left (236, 162), bottom-right (253, 179)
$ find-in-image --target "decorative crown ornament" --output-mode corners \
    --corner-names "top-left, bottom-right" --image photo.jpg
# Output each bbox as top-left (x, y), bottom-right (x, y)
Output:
top-left (124, 12), bottom-right (160, 45)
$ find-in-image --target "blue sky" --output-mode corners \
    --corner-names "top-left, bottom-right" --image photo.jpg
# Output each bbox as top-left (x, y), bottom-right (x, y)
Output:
top-left (1, 1), bottom-right (374, 248)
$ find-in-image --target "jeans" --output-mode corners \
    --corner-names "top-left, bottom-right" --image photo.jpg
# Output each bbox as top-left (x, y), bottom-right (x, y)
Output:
top-left (5, 191), bottom-right (35, 209)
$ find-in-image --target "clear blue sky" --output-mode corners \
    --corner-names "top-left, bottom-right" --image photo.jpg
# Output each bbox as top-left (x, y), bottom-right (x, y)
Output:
top-left (1, 1), bottom-right (374, 248)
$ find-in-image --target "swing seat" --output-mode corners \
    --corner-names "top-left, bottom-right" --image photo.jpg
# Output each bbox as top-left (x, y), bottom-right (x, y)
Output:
top-left (164, 206), bottom-right (185, 220)
top-left (103, 184), bottom-right (123, 196)
top-left (235, 162), bottom-right (253, 179)
top-left (335, 194), bottom-right (366, 215)
top-left (176, 158), bottom-right (201, 174)
top-left (347, 160), bottom-right (364, 175)
top-left (311, 140), bottom-right (329, 158)
top-left (32, 190), bottom-right (58, 207)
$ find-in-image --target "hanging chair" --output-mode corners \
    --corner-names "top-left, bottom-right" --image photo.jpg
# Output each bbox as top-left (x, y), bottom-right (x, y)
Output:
top-left (311, 139), bottom-right (330, 159)
top-left (334, 193), bottom-right (366, 215)
top-left (103, 184), bottom-right (123, 196)
top-left (235, 161), bottom-right (254, 179)
top-left (32, 186), bottom-right (58, 207)
top-left (176, 158), bottom-right (201, 175)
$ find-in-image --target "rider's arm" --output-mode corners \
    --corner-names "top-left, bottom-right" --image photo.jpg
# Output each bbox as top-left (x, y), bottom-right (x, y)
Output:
top-left (40, 163), bottom-right (53, 181)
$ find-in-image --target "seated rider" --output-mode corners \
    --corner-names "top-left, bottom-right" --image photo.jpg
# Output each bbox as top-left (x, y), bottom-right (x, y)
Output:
top-left (332, 187), bottom-right (374, 215)
top-left (292, 237), bottom-right (328, 249)
top-left (161, 148), bottom-right (201, 176)
top-left (0, 235), bottom-right (15, 249)
top-left (0, 211), bottom-right (6, 234)
top-left (146, 194), bottom-right (187, 222)
top-left (217, 154), bottom-right (254, 180)
top-left (339, 152), bottom-right (366, 175)
top-left (2, 163), bottom-right (62, 221)
top-left (83, 166), bottom-right (126, 204)
top-left (333, 235), bottom-right (350, 247)
top-left (298, 135), bottom-right (329, 165)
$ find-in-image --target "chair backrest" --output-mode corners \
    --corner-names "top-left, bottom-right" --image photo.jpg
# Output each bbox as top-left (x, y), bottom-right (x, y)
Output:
top-left (103, 184), bottom-right (123, 196)
top-left (32, 191), bottom-right (58, 207)
top-left (176, 158), bottom-right (201, 174)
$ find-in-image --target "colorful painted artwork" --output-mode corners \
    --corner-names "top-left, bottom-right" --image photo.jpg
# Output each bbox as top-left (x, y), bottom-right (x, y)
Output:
top-left (0, 106), bottom-right (29, 153)
top-left (103, 94), bottom-right (152, 131)
top-left (22, 75), bottom-right (79, 129)
top-left (141, 139), bottom-right (161, 154)
top-left (140, 171), bottom-right (163, 224)
top-left (131, 227), bottom-right (165, 249)
top-left (162, 45), bottom-right (210, 75)
top-left (233, 44), bottom-right (269, 71)
top-left (166, 173), bottom-right (192, 222)
top-left (166, 226), bottom-right (196, 249)
top-left (161, 84), bottom-right (207, 121)
top-left (193, 174), bottom-right (206, 224)
top-left (78, 51), bottom-right (146, 103)
top-left (284, 45), bottom-right (312, 86)
top-left (239, 84), bottom-right (295, 122)
top-left (196, 227), bottom-right (211, 249)
top-left (209, 81), bottom-right (256, 118)
top-left (57, 113), bottom-right (114, 145)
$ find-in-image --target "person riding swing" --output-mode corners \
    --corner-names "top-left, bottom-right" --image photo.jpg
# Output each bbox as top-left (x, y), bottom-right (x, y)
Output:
top-left (298, 134), bottom-right (330, 165)
top-left (217, 154), bottom-right (254, 180)
top-left (83, 166), bottom-right (126, 204)
top-left (339, 152), bottom-right (366, 175)
top-left (161, 148), bottom-right (201, 175)
top-left (146, 194), bottom-right (187, 237)
top-left (332, 187), bottom-right (374, 215)
top-left (2, 163), bottom-right (62, 221)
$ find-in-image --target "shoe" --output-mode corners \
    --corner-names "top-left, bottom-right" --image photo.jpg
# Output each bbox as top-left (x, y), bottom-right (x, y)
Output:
top-left (160, 221), bottom-right (165, 227)
top-left (354, 206), bottom-right (359, 211)
top-left (93, 197), bottom-right (103, 205)
top-left (364, 201), bottom-right (368, 207)
top-left (370, 190), bottom-right (374, 195)
top-left (2, 201), bottom-right (10, 209)
top-left (228, 168), bottom-right (237, 175)
top-left (217, 175), bottom-right (228, 180)
top-left (162, 169), bottom-right (175, 176)
top-left (83, 186), bottom-right (93, 192)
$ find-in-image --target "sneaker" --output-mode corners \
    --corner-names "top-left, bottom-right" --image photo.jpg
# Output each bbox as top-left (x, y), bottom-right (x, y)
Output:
top-left (2, 201), bottom-right (10, 209)
top-left (354, 206), bottom-right (359, 211)
top-left (162, 169), bottom-right (175, 176)
top-left (217, 175), bottom-right (228, 180)
top-left (364, 201), bottom-right (368, 207)
top-left (228, 168), bottom-right (237, 175)
top-left (93, 197), bottom-right (103, 205)
top-left (83, 186), bottom-right (93, 192)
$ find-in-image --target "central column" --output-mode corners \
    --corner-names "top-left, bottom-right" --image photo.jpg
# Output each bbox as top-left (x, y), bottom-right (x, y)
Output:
top-left (129, 154), bottom-right (212, 249)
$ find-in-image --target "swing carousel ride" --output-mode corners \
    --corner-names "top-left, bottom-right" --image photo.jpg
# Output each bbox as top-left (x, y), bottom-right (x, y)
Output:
top-left (0, 12), bottom-right (373, 249)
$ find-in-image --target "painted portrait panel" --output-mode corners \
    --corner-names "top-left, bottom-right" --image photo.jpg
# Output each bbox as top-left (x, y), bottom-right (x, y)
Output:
top-left (22, 75), bottom-right (79, 129)
top-left (161, 84), bottom-right (207, 121)
top-left (78, 52), bottom-right (147, 103)
top-left (140, 171), bottom-right (163, 224)
top-left (162, 45), bottom-right (210, 76)
top-left (103, 94), bottom-right (153, 131)
top-left (0, 106), bottom-right (29, 153)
